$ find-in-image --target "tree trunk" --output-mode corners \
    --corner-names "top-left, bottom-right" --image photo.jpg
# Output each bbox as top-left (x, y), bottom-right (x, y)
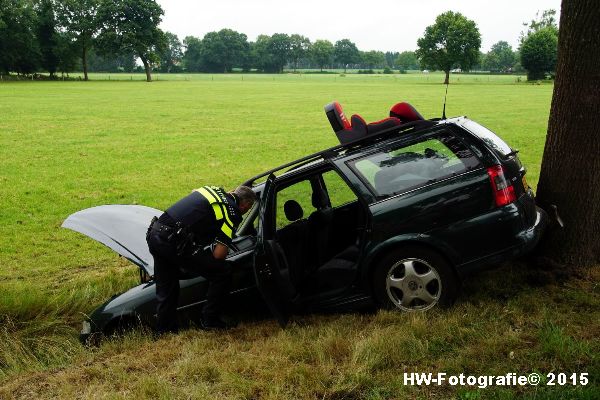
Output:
top-left (82, 44), bottom-right (88, 81)
top-left (444, 70), bottom-right (450, 84)
top-left (536, 0), bottom-right (600, 267)
top-left (141, 56), bottom-right (152, 82)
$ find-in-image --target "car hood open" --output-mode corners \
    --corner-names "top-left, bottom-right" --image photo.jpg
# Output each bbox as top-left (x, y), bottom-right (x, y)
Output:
top-left (62, 205), bottom-right (161, 276)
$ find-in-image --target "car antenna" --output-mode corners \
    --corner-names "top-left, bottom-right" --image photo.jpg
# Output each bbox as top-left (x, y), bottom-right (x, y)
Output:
top-left (441, 80), bottom-right (449, 120)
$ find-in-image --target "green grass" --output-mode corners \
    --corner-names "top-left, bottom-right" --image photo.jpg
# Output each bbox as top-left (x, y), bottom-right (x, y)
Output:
top-left (0, 73), bottom-right (597, 399)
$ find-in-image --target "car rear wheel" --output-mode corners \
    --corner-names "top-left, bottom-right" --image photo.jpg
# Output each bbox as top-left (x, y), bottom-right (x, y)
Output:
top-left (373, 246), bottom-right (459, 311)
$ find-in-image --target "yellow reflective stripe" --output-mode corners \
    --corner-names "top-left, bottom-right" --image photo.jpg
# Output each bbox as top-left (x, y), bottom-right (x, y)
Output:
top-left (195, 187), bottom-right (218, 203)
top-left (195, 186), bottom-right (234, 239)
top-left (204, 186), bottom-right (235, 229)
top-left (221, 222), bottom-right (233, 239)
top-left (212, 203), bottom-right (224, 220)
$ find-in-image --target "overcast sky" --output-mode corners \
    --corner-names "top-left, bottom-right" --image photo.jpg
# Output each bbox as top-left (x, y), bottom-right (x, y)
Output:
top-left (156, 0), bottom-right (561, 53)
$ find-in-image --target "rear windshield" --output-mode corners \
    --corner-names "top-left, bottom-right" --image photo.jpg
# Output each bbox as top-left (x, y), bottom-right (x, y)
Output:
top-left (348, 132), bottom-right (481, 198)
top-left (462, 120), bottom-right (513, 156)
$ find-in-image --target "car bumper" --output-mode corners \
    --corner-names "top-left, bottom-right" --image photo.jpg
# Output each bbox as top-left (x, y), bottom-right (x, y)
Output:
top-left (515, 205), bottom-right (548, 253)
top-left (457, 205), bottom-right (548, 276)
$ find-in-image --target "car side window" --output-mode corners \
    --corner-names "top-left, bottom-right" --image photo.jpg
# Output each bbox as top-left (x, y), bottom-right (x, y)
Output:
top-left (275, 180), bottom-right (316, 229)
top-left (349, 133), bottom-right (481, 198)
top-left (322, 170), bottom-right (358, 208)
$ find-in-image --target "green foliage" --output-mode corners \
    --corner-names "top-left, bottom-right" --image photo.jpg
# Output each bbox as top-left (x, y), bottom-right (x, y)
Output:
top-left (416, 11), bottom-right (481, 82)
top-left (86, 48), bottom-right (136, 72)
top-left (54, 30), bottom-right (79, 75)
top-left (182, 35), bottom-right (202, 72)
top-left (34, 0), bottom-right (59, 76)
top-left (521, 9), bottom-right (558, 40)
top-left (396, 50), bottom-right (419, 71)
top-left (520, 27), bottom-right (558, 81)
top-left (158, 31), bottom-right (183, 73)
top-left (384, 51), bottom-right (399, 68)
top-left (250, 33), bottom-right (292, 73)
top-left (289, 34), bottom-right (311, 71)
top-left (334, 39), bottom-right (360, 71)
top-left (96, 0), bottom-right (165, 80)
top-left (197, 29), bottom-right (249, 73)
top-left (519, 9), bottom-right (558, 81)
top-left (361, 50), bottom-right (386, 69)
top-left (483, 41), bottom-right (516, 73)
top-left (58, 0), bottom-right (102, 79)
top-left (309, 39), bottom-right (334, 71)
top-left (267, 33), bottom-right (292, 73)
top-left (0, 0), bottom-right (41, 74)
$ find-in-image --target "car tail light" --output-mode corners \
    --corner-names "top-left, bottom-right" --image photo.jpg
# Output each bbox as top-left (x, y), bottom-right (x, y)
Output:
top-left (487, 165), bottom-right (516, 207)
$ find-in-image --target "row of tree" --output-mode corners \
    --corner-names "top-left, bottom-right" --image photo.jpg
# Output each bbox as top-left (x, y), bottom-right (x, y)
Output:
top-left (178, 33), bottom-right (411, 73)
top-left (0, 0), bottom-right (558, 81)
top-left (415, 10), bottom-right (558, 83)
top-left (0, 0), bottom-right (164, 81)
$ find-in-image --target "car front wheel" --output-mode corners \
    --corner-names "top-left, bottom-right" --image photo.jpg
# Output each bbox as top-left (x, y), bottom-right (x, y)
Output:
top-left (373, 246), bottom-right (459, 311)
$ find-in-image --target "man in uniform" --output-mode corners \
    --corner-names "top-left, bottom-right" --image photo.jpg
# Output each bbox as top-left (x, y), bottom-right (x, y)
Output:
top-left (146, 185), bottom-right (256, 334)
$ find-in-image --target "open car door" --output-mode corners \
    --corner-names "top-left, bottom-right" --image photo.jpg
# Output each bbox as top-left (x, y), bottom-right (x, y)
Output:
top-left (253, 174), bottom-right (291, 328)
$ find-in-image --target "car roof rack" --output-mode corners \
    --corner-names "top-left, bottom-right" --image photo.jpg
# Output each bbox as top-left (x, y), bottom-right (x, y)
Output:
top-left (242, 119), bottom-right (437, 187)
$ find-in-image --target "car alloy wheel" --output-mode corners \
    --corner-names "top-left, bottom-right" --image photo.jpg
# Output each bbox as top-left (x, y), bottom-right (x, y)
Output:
top-left (373, 246), bottom-right (459, 311)
top-left (385, 257), bottom-right (442, 311)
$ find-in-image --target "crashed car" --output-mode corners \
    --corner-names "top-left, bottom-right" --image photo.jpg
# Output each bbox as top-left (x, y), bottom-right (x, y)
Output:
top-left (65, 101), bottom-right (547, 342)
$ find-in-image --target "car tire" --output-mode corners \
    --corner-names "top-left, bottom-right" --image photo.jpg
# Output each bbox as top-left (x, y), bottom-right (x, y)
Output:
top-left (373, 246), bottom-right (459, 311)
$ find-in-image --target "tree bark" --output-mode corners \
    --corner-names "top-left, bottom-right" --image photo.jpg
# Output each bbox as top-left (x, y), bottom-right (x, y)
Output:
top-left (141, 56), bottom-right (152, 82)
top-left (82, 42), bottom-right (88, 81)
top-left (536, 0), bottom-right (600, 267)
top-left (444, 70), bottom-right (450, 84)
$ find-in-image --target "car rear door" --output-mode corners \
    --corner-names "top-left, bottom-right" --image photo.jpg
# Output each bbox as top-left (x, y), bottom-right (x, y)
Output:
top-left (253, 174), bottom-right (290, 328)
top-left (344, 129), bottom-right (499, 261)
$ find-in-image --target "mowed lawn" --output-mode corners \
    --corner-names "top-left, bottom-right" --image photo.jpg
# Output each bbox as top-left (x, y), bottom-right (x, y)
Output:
top-left (0, 74), bottom-right (597, 399)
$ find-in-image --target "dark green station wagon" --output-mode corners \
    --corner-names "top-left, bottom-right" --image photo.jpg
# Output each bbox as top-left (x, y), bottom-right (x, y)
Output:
top-left (64, 102), bottom-right (547, 341)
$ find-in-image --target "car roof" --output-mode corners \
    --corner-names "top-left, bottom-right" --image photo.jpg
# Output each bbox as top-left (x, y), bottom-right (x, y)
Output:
top-left (243, 117), bottom-right (469, 188)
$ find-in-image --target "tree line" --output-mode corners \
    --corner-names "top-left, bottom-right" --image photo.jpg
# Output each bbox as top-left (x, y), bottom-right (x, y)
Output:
top-left (415, 9), bottom-right (558, 83)
top-left (0, 0), bottom-right (163, 81)
top-left (179, 33), bottom-right (411, 74)
top-left (0, 0), bottom-right (558, 81)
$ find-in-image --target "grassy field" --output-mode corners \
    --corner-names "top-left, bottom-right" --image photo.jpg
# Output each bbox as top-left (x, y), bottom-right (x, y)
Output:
top-left (0, 73), bottom-right (597, 399)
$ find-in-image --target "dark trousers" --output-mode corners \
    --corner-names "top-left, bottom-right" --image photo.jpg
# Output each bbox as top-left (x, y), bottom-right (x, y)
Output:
top-left (148, 232), bottom-right (231, 334)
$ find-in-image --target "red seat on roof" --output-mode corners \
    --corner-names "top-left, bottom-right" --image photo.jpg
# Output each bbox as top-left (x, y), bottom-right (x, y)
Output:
top-left (389, 102), bottom-right (425, 122)
top-left (324, 101), bottom-right (402, 145)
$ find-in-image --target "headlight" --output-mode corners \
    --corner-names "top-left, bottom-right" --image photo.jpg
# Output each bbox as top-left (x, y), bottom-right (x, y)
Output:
top-left (81, 320), bottom-right (91, 335)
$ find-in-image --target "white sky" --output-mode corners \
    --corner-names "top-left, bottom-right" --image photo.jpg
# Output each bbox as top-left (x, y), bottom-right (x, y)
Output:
top-left (156, 0), bottom-right (561, 53)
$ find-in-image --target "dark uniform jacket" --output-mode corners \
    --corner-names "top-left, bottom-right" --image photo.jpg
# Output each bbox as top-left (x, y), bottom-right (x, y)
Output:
top-left (158, 186), bottom-right (242, 250)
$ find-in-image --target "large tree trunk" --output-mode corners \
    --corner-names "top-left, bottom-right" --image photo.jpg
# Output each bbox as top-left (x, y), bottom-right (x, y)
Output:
top-left (536, 0), bottom-right (600, 267)
top-left (141, 56), bottom-right (152, 82)
top-left (444, 70), bottom-right (450, 84)
top-left (82, 43), bottom-right (88, 81)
